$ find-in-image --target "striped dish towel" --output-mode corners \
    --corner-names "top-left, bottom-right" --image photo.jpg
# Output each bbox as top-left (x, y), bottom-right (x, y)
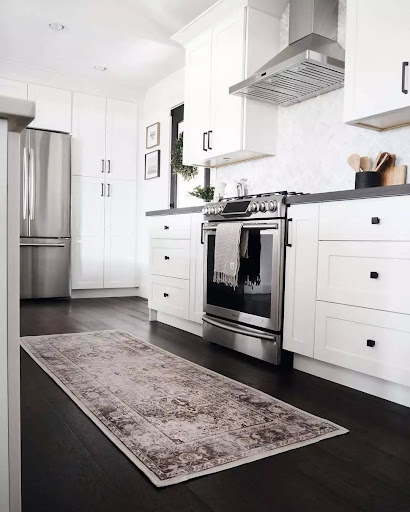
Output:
top-left (213, 222), bottom-right (248, 288)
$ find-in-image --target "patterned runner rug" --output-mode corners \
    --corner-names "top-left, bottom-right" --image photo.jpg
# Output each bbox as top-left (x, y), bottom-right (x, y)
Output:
top-left (21, 330), bottom-right (348, 487)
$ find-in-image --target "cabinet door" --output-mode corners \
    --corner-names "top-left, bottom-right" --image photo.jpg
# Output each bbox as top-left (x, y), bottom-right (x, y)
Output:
top-left (105, 99), bottom-right (138, 180)
top-left (345, 0), bottom-right (410, 124)
top-left (183, 31), bottom-right (213, 166)
top-left (0, 78), bottom-right (27, 99)
top-left (72, 93), bottom-right (106, 177)
top-left (71, 177), bottom-right (105, 289)
top-left (189, 213), bottom-right (204, 324)
top-left (283, 203), bottom-right (320, 357)
top-left (103, 180), bottom-right (137, 288)
top-left (210, 10), bottom-right (245, 158)
top-left (28, 84), bottom-right (72, 133)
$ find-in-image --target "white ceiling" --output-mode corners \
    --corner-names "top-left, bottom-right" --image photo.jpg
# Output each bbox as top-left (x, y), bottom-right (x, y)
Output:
top-left (0, 0), bottom-right (217, 101)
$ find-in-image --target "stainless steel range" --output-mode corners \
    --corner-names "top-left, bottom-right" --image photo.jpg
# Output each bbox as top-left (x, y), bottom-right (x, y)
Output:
top-left (202, 191), bottom-right (302, 365)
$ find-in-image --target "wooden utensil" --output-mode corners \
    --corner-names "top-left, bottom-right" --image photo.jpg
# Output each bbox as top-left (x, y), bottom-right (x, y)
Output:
top-left (360, 156), bottom-right (371, 171)
top-left (374, 152), bottom-right (391, 172)
top-left (372, 152), bottom-right (382, 171)
top-left (347, 154), bottom-right (361, 172)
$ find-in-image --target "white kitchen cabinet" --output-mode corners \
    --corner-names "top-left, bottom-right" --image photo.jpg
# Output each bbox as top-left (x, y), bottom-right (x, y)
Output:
top-left (72, 93), bottom-right (138, 180)
top-left (103, 180), bottom-right (137, 288)
top-left (105, 99), bottom-right (138, 180)
top-left (72, 177), bottom-right (105, 289)
top-left (72, 93), bottom-right (107, 177)
top-left (0, 78), bottom-right (27, 99)
top-left (283, 203), bottom-right (320, 357)
top-left (28, 84), bottom-right (72, 133)
top-left (345, 0), bottom-right (410, 130)
top-left (317, 241), bottom-right (410, 315)
top-left (315, 301), bottom-right (410, 388)
top-left (72, 176), bottom-right (137, 289)
top-left (189, 213), bottom-right (204, 324)
top-left (176, 4), bottom-right (279, 167)
top-left (183, 31), bottom-right (213, 166)
top-left (148, 212), bottom-right (204, 327)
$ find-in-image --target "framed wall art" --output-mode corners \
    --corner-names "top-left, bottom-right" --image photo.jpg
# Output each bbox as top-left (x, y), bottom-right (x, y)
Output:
top-left (146, 122), bottom-right (160, 149)
top-left (145, 150), bottom-right (160, 179)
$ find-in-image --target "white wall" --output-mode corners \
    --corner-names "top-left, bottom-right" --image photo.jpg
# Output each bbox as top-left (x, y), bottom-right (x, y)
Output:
top-left (136, 68), bottom-right (185, 298)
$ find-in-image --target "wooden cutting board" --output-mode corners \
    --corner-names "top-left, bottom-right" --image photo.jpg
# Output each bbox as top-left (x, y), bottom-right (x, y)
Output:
top-left (381, 154), bottom-right (396, 185)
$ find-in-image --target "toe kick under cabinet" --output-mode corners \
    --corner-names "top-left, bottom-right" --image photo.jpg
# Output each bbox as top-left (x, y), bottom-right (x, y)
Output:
top-left (283, 195), bottom-right (410, 390)
top-left (148, 213), bottom-right (204, 329)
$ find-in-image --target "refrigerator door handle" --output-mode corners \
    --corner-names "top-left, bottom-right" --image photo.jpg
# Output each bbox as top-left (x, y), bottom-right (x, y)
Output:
top-left (29, 148), bottom-right (35, 220)
top-left (23, 147), bottom-right (29, 220)
top-left (20, 242), bottom-right (66, 248)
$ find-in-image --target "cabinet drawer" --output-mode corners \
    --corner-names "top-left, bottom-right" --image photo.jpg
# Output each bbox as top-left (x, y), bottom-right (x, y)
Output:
top-left (150, 276), bottom-right (189, 320)
top-left (319, 196), bottom-right (410, 241)
top-left (150, 215), bottom-right (191, 239)
top-left (315, 301), bottom-right (410, 387)
top-left (151, 239), bottom-right (190, 279)
top-left (317, 241), bottom-right (410, 314)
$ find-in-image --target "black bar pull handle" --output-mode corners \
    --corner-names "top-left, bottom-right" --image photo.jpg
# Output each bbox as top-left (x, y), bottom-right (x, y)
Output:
top-left (201, 222), bottom-right (205, 244)
top-left (286, 218), bottom-right (293, 247)
top-left (370, 271), bottom-right (379, 279)
top-left (208, 130), bottom-right (212, 150)
top-left (402, 61), bottom-right (408, 94)
top-left (367, 339), bottom-right (376, 348)
top-left (203, 132), bottom-right (208, 151)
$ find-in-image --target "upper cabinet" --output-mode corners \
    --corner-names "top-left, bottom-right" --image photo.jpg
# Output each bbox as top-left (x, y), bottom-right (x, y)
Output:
top-left (72, 92), bottom-right (138, 180)
top-left (28, 84), bottom-right (72, 133)
top-left (0, 78), bottom-right (27, 99)
top-left (174, 2), bottom-right (280, 167)
top-left (344, 0), bottom-right (410, 131)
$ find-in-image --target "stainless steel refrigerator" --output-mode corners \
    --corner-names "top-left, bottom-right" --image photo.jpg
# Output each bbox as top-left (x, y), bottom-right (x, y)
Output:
top-left (20, 129), bottom-right (71, 299)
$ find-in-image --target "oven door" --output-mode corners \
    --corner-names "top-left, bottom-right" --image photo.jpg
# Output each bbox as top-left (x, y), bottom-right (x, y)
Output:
top-left (203, 219), bottom-right (284, 331)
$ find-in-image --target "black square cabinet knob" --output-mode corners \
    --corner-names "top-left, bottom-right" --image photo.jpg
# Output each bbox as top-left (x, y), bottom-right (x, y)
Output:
top-left (367, 339), bottom-right (376, 347)
top-left (370, 271), bottom-right (379, 279)
top-left (371, 217), bottom-right (380, 224)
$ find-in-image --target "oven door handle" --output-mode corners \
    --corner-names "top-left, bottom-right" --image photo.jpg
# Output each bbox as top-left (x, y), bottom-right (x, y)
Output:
top-left (203, 223), bottom-right (279, 231)
top-left (203, 315), bottom-right (276, 341)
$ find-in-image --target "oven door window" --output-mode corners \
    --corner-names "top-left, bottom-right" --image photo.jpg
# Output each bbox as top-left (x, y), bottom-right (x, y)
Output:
top-left (206, 229), bottom-right (273, 319)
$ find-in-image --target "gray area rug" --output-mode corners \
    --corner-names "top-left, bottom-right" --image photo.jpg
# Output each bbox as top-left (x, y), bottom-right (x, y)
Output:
top-left (21, 330), bottom-right (348, 487)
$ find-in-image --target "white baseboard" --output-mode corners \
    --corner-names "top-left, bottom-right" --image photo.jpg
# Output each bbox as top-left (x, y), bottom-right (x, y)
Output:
top-left (71, 288), bottom-right (141, 299)
top-left (150, 309), bottom-right (203, 337)
top-left (294, 355), bottom-right (410, 409)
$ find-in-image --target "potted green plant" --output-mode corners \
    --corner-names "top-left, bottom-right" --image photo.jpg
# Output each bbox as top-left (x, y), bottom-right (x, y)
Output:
top-left (189, 185), bottom-right (215, 202)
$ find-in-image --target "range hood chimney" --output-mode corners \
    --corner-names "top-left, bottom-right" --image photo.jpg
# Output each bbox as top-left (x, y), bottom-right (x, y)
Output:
top-left (229, 0), bottom-right (345, 106)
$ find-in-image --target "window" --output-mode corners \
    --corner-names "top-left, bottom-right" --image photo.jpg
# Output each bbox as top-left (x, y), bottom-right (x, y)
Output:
top-left (170, 104), bottom-right (210, 209)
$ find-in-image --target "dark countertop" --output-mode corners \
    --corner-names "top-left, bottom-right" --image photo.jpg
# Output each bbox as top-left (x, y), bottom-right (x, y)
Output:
top-left (146, 205), bottom-right (204, 216)
top-left (286, 184), bottom-right (410, 205)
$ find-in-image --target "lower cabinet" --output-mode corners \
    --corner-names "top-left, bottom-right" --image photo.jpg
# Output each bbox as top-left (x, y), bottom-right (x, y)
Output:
top-left (284, 197), bottom-right (410, 394)
top-left (148, 212), bottom-right (203, 324)
top-left (72, 176), bottom-right (137, 289)
top-left (283, 203), bottom-right (320, 357)
top-left (315, 301), bottom-right (410, 388)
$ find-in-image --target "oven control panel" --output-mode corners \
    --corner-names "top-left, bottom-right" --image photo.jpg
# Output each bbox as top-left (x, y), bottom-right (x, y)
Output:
top-left (203, 195), bottom-right (285, 219)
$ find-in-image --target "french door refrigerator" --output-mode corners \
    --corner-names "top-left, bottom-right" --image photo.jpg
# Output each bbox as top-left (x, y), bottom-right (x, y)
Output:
top-left (20, 129), bottom-right (71, 299)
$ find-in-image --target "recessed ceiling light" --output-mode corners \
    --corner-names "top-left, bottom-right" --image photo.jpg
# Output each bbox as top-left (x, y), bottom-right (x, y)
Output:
top-left (94, 66), bottom-right (107, 72)
top-left (49, 22), bottom-right (65, 31)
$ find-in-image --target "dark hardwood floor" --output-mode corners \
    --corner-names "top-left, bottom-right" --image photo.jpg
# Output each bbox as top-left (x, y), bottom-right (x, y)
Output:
top-left (20, 297), bottom-right (410, 512)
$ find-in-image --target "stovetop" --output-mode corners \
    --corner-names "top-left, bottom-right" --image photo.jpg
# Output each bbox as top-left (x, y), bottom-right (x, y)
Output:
top-left (203, 191), bottom-right (305, 220)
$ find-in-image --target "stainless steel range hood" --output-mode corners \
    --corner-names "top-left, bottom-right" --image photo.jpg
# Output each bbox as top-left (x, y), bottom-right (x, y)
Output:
top-left (230, 0), bottom-right (345, 106)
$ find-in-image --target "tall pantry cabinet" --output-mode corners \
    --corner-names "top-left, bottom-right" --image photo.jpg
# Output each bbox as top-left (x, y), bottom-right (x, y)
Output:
top-left (71, 92), bottom-right (138, 289)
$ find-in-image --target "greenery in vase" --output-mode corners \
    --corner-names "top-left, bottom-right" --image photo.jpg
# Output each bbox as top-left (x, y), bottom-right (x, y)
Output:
top-left (189, 185), bottom-right (215, 202)
top-left (171, 134), bottom-right (198, 181)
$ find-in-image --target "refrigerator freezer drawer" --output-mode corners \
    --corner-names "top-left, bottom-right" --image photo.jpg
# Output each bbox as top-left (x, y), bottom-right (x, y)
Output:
top-left (20, 238), bottom-right (71, 299)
